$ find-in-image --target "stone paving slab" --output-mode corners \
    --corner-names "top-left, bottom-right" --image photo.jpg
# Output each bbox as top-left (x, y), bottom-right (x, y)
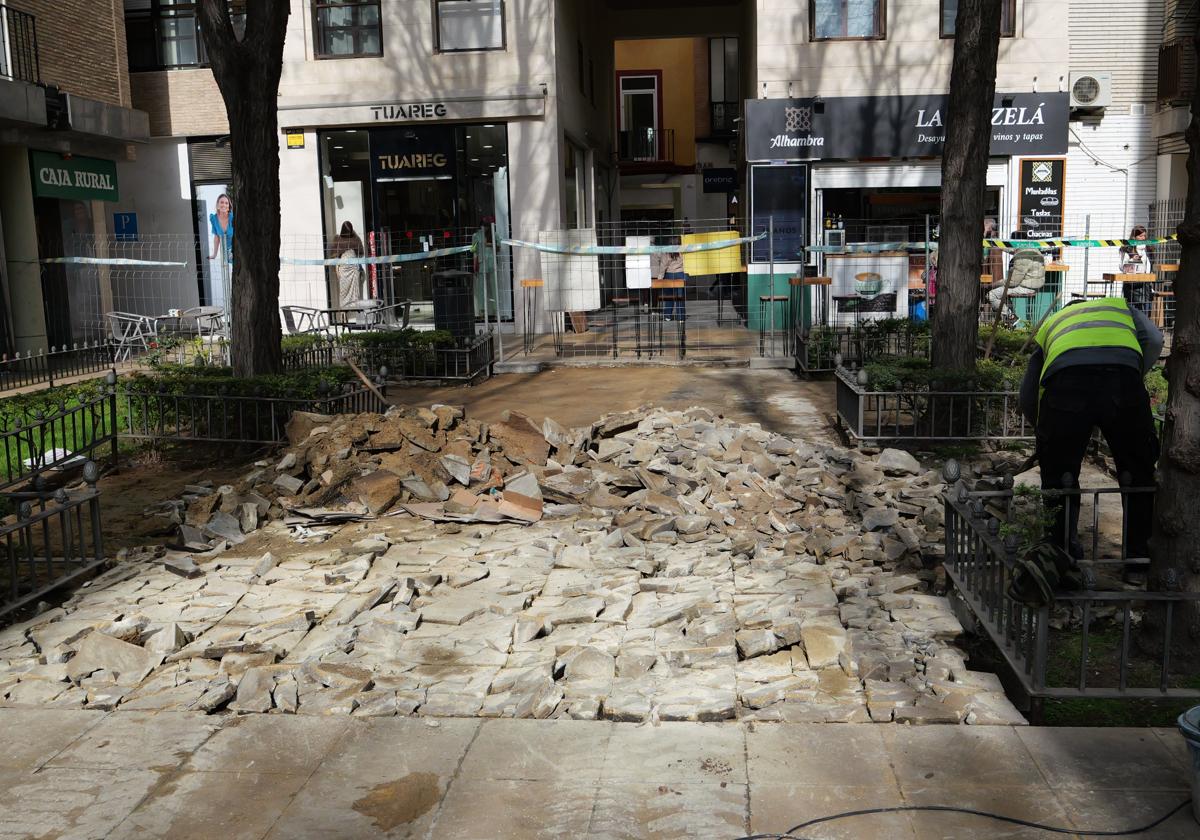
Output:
top-left (0, 709), bottom-right (1194, 840)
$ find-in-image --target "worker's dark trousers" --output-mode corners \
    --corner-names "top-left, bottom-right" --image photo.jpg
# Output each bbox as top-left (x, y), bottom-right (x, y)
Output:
top-left (1035, 365), bottom-right (1159, 558)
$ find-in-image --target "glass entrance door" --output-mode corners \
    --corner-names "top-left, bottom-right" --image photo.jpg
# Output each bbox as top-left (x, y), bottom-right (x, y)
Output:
top-left (619, 75), bottom-right (659, 161)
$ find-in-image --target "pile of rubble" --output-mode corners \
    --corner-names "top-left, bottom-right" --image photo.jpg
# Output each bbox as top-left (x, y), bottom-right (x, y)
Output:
top-left (0, 405), bottom-right (1026, 725)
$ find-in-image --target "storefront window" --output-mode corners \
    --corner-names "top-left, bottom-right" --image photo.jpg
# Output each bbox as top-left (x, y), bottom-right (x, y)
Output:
top-left (313, 1), bottom-right (383, 58)
top-left (435, 0), bottom-right (505, 52)
top-left (941, 0), bottom-right (1015, 38)
top-left (810, 0), bottom-right (886, 41)
top-left (319, 123), bottom-right (510, 308)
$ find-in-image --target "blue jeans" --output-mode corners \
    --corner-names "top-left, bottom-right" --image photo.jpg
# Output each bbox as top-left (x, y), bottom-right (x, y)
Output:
top-left (662, 273), bottom-right (685, 319)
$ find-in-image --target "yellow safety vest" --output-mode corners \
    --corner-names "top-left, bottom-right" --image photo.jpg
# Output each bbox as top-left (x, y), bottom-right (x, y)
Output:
top-left (1035, 297), bottom-right (1142, 387)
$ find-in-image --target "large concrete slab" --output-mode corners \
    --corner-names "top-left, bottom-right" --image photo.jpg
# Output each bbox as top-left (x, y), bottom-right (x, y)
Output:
top-left (0, 768), bottom-right (164, 840)
top-left (266, 718), bottom-right (479, 840)
top-left (43, 710), bottom-right (222, 772)
top-left (0, 708), bottom-right (106, 771)
top-left (108, 769), bottom-right (310, 840)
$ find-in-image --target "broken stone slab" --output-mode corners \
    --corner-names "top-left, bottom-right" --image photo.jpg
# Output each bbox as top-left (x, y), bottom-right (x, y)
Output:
top-left (66, 632), bottom-right (162, 687)
top-left (352, 470), bottom-right (405, 513)
top-left (273, 473), bottom-right (305, 495)
top-left (800, 620), bottom-right (848, 670)
top-left (861, 507), bottom-right (899, 531)
top-left (877, 448), bottom-right (922, 476)
top-left (162, 555), bottom-right (202, 579)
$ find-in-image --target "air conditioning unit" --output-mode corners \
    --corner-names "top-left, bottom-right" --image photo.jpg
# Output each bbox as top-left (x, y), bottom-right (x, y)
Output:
top-left (1070, 71), bottom-right (1112, 109)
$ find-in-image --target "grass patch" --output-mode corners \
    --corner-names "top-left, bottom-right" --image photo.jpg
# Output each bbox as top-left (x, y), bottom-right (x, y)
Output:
top-left (1041, 624), bottom-right (1200, 727)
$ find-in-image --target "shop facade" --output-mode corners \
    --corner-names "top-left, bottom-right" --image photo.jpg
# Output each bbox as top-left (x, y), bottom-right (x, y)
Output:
top-left (742, 92), bottom-right (1071, 323)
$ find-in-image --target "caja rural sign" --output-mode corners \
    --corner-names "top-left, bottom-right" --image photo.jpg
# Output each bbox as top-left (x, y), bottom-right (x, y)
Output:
top-left (744, 93), bottom-right (1069, 161)
top-left (29, 151), bottom-right (119, 202)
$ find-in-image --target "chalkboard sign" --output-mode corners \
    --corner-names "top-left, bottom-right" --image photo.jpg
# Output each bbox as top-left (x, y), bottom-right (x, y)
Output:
top-left (1017, 158), bottom-right (1065, 239)
top-left (749, 163), bottom-right (808, 264)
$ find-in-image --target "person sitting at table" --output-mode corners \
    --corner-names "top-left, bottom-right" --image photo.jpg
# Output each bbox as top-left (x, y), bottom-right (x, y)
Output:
top-left (988, 232), bottom-right (1045, 320)
top-left (1120, 225), bottom-right (1152, 315)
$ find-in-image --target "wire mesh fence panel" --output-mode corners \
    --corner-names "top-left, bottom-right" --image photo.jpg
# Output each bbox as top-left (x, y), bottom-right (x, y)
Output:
top-left (1147, 199), bottom-right (1182, 352)
top-left (508, 216), bottom-right (805, 361)
top-left (279, 227), bottom-right (505, 343)
top-left (55, 234), bottom-right (202, 349)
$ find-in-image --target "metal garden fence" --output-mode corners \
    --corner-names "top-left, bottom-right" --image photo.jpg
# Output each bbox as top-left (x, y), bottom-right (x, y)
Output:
top-left (352, 333), bottom-right (496, 382)
top-left (942, 461), bottom-right (1200, 712)
top-left (835, 366), bottom-right (1032, 442)
top-left (0, 373), bottom-right (119, 492)
top-left (118, 378), bottom-right (388, 445)
top-left (0, 343), bottom-right (119, 394)
top-left (795, 323), bottom-right (931, 376)
top-left (1, 463), bottom-right (104, 620)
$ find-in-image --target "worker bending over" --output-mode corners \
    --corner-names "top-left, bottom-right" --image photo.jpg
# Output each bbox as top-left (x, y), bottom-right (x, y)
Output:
top-left (1018, 296), bottom-right (1162, 590)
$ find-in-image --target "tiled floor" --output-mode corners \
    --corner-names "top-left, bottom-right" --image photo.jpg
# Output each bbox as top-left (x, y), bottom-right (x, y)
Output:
top-left (0, 708), bottom-right (1194, 839)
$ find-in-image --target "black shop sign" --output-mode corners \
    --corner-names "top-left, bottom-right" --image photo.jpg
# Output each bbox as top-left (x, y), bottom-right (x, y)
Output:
top-left (702, 168), bottom-right (738, 193)
top-left (1017, 158), bottom-right (1065, 238)
top-left (369, 126), bottom-right (457, 181)
top-left (744, 93), bottom-right (1069, 161)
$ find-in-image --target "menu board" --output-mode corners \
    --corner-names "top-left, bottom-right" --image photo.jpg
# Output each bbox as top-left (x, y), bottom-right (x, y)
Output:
top-left (1017, 158), bottom-right (1065, 239)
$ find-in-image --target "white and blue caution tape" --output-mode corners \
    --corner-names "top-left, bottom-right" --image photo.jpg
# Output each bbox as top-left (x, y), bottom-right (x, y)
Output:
top-left (38, 257), bottom-right (189, 267)
top-left (282, 243), bottom-right (476, 266)
top-left (502, 233), bottom-right (766, 256)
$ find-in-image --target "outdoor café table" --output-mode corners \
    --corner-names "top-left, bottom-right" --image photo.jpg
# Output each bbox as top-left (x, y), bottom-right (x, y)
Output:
top-left (320, 301), bottom-right (382, 336)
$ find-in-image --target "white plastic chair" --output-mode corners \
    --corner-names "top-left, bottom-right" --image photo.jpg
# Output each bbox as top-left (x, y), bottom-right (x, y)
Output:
top-left (281, 305), bottom-right (326, 335)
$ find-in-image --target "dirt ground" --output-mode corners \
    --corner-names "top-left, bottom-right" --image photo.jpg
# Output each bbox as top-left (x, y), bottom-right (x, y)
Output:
top-left (90, 369), bottom-right (836, 553)
top-left (392, 368), bottom-right (837, 440)
top-left (99, 445), bottom-right (263, 551)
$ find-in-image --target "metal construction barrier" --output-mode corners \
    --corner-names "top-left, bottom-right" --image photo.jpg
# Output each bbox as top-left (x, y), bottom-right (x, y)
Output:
top-left (353, 333), bottom-right (496, 382)
top-left (507, 217), bottom-right (804, 363)
top-left (1, 463), bottom-right (105, 620)
top-left (942, 462), bottom-right (1200, 712)
top-left (0, 373), bottom-right (119, 491)
top-left (835, 366), bottom-right (1031, 443)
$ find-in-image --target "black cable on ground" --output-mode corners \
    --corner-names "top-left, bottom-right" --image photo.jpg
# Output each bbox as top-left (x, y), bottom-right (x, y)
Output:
top-left (733, 797), bottom-right (1193, 840)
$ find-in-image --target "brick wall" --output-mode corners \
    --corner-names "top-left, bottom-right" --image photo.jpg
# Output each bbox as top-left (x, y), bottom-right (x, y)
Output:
top-left (10, 0), bottom-right (130, 107)
top-left (130, 69), bottom-right (229, 138)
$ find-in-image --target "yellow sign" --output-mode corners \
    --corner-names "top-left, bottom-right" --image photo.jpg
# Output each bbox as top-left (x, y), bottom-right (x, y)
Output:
top-left (286, 131), bottom-right (305, 150)
top-left (682, 231), bottom-right (743, 276)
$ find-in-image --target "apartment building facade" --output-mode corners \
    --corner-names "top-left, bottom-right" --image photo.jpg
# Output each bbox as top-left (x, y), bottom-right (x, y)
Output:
top-left (0, 0), bottom-right (149, 354)
top-left (122, 0), bottom-right (611, 322)
top-left (744, 0), bottom-right (1162, 298)
top-left (1153, 0), bottom-right (1196, 202)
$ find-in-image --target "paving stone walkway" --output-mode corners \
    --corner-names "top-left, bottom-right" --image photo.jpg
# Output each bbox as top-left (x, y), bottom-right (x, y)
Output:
top-left (0, 708), bottom-right (1194, 839)
top-left (1, 407), bottom-right (1023, 724)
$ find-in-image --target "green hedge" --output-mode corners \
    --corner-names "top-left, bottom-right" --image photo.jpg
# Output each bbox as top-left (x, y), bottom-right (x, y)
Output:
top-left (863, 356), bottom-right (1026, 393)
top-left (123, 365), bottom-right (357, 400)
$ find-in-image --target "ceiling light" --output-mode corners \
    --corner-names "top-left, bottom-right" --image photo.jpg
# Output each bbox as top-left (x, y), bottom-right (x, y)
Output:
top-left (334, 146), bottom-right (344, 150)
top-left (483, 145), bottom-right (494, 149)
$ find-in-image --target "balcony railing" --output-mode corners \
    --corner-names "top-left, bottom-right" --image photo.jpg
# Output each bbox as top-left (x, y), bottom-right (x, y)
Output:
top-left (618, 128), bottom-right (676, 164)
top-left (0, 4), bottom-right (40, 84)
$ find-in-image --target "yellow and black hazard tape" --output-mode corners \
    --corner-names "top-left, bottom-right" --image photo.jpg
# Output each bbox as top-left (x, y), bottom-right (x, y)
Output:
top-left (981, 234), bottom-right (1177, 248)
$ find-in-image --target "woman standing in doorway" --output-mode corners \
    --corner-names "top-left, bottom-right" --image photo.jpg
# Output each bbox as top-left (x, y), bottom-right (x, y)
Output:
top-left (209, 194), bottom-right (234, 262)
top-left (332, 221), bottom-right (366, 308)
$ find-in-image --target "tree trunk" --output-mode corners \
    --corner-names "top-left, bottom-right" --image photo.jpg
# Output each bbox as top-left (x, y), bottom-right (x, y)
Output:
top-left (1146, 18), bottom-right (1200, 667)
top-left (198, 1), bottom-right (288, 378)
top-left (931, 0), bottom-right (1002, 372)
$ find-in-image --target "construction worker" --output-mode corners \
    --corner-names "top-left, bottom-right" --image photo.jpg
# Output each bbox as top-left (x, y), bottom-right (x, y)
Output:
top-left (1018, 296), bottom-right (1162, 587)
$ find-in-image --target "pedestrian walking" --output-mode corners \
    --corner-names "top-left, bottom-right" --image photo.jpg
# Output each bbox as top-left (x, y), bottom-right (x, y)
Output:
top-left (1120, 225), bottom-right (1152, 315)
